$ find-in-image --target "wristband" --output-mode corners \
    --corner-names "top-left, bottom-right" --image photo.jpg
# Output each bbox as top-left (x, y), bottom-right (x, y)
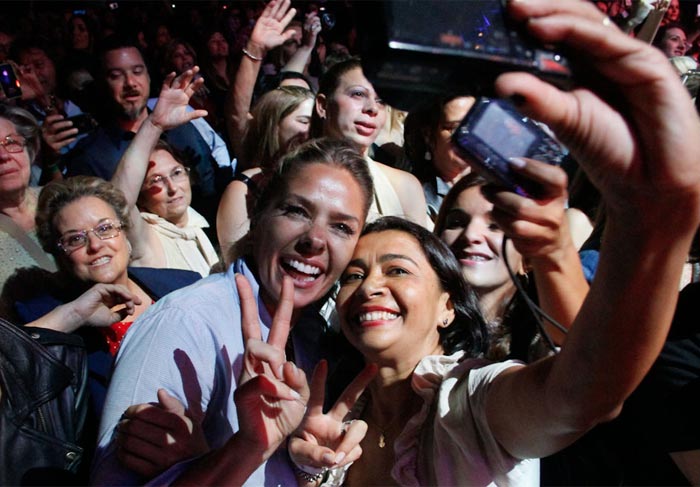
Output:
top-left (242, 48), bottom-right (264, 62)
top-left (291, 458), bottom-right (328, 483)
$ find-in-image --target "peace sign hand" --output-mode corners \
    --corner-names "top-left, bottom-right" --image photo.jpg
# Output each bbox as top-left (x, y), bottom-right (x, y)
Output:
top-left (289, 361), bottom-right (377, 475)
top-left (234, 274), bottom-right (310, 459)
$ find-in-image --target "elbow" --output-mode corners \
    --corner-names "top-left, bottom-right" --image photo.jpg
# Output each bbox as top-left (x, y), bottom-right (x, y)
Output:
top-left (550, 385), bottom-right (626, 434)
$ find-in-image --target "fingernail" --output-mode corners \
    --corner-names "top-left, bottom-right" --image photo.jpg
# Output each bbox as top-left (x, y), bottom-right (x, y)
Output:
top-left (508, 157), bottom-right (527, 168)
top-left (335, 452), bottom-right (346, 464)
top-left (322, 452), bottom-right (336, 464)
top-left (290, 389), bottom-right (301, 400)
top-left (277, 364), bottom-right (285, 378)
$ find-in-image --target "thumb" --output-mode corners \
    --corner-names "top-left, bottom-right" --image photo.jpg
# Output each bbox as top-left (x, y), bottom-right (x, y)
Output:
top-left (157, 388), bottom-right (186, 416)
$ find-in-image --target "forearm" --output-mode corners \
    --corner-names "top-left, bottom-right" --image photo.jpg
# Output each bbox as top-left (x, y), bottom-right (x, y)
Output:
top-left (282, 45), bottom-right (313, 74)
top-left (112, 117), bottom-right (163, 205)
top-left (226, 42), bottom-right (265, 157)
top-left (489, 209), bottom-right (699, 459)
top-left (549, 208), bottom-right (699, 423)
top-left (173, 432), bottom-right (274, 486)
top-left (26, 303), bottom-right (82, 333)
top-left (529, 240), bottom-right (589, 345)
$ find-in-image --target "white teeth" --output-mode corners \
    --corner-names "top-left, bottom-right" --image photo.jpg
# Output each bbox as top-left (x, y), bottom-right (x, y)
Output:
top-left (358, 311), bottom-right (399, 322)
top-left (466, 254), bottom-right (489, 262)
top-left (91, 256), bottom-right (111, 266)
top-left (285, 259), bottom-right (321, 276)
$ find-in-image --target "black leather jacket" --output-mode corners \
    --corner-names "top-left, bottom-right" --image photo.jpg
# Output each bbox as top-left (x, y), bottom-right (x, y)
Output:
top-left (0, 317), bottom-right (88, 485)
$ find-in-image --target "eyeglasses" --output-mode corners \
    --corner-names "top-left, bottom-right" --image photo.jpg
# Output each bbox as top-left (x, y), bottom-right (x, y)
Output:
top-left (0, 134), bottom-right (27, 154)
top-left (144, 166), bottom-right (190, 189)
top-left (57, 220), bottom-right (123, 254)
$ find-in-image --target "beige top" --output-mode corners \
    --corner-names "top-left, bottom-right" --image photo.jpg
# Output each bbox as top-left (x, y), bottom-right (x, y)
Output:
top-left (366, 157), bottom-right (404, 223)
top-left (0, 187), bottom-right (57, 289)
top-left (140, 207), bottom-right (219, 278)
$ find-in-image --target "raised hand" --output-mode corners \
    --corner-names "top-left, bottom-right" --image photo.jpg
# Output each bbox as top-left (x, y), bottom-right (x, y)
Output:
top-left (234, 273), bottom-right (310, 457)
top-left (116, 388), bottom-right (209, 478)
top-left (302, 12), bottom-right (322, 49)
top-left (247, 0), bottom-right (298, 54)
top-left (496, 0), bottom-right (700, 222)
top-left (150, 68), bottom-right (208, 132)
top-left (289, 361), bottom-right (377, 475)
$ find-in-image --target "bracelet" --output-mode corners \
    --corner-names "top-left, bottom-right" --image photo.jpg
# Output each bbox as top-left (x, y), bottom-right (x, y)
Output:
top-left (242, 47), bottom-right (264, 62)
top-left (292, 463), bottom-right (328, 483)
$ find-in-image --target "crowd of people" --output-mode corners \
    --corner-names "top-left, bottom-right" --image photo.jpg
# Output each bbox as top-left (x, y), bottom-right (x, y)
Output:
top-left (1, 0), bottom-right (699, 485)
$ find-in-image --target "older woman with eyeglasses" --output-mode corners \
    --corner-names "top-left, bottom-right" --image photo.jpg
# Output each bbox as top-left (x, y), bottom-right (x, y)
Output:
top-left (5, 174), bottom-right (201, 417)
top-left (110, 68), bottom-right (219, 277)
top-left (0, 103), bottom-right (58, 289)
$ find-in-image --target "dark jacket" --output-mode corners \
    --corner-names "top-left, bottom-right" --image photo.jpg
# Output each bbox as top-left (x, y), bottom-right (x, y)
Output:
top-left (0, 318), bottom-right (88, 485)
top-left (6, 266), bottom-right (201, 484)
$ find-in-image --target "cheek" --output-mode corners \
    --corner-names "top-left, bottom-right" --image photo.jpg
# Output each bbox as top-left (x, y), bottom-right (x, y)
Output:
top-left (144, 185), bottom-right (164, 199)
top-left (440, 230), bottom-right (459, 248)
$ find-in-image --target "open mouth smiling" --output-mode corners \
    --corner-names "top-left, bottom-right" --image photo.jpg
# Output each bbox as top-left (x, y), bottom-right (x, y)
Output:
top-left (281, 257), bottom-right (323, 283)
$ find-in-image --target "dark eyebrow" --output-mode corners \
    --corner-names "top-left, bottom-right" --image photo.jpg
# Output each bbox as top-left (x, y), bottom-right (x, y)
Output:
top-left (379, 253), bottom-right (419, 266)
top-left (287, 193), bottom-right (361, 225)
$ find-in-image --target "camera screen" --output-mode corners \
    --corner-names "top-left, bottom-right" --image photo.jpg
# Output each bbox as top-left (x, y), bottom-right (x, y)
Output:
top-left (472, 101), bottom-right (536, 160)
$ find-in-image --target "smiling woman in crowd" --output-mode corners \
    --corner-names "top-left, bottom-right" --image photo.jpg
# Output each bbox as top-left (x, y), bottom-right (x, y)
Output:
top-left (110, 69), bottom-right (220, 277)
top-left (92, 136), bottom-right (375, 485)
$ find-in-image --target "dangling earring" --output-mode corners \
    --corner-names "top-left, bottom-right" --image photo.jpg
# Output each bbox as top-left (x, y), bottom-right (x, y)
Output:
top-left (425, 150), bottom-right (432, 161)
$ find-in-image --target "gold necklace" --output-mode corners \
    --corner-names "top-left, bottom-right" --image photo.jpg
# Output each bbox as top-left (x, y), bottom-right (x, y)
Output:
top-left (364, 413), bottom-right (404, 449)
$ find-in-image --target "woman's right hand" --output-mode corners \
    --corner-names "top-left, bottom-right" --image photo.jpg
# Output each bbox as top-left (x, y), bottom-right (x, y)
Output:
top-left (42, 114), bottom-right (78, 154)
top-left (234, 273), bottom-right (310, 459)
top-left (149, 68), bottom-right (208, 132)
top-left (288, 361), bottom-right (377, 475)
top-left (247, 0), bottom-right (298, 56)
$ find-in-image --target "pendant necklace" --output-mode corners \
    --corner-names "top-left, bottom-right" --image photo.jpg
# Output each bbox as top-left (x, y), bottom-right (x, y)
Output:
top-left (365, 413), bottom-right (404, 449)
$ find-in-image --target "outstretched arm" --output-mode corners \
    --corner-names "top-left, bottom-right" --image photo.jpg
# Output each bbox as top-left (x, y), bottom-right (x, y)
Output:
top-left (111, 69), bottom-right (207, 264)
top-left (225, 0), bottom-right (297, 160)
top-left (482, 0), bottom-right (700, 459)
top-left (281, 12), bottom-right (321, 76)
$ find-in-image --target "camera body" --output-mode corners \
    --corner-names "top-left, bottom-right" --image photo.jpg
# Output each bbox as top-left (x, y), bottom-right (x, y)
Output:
top-left (66, 113), bottom-right (98, 135)
top-left (452, 97), bottom-right (566, 197)
top-left (355, 0), bottom-right (572, 112)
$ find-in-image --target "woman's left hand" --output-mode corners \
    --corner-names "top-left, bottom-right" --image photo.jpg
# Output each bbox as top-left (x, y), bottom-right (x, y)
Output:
top-left (65, 283), bottom-right (142, 329)
top-left (150, 68), bottom-right (209, 132)
top-left (289, 361), bottom-right (377, 473)
top-left (116, 388), bottom-right (209, 478)
top-left (302, 12), bottom-right (322, 48)
top-left (484, 158), bottom-right (573, 261)
top-left (234, 273), bottom-right (310, 459)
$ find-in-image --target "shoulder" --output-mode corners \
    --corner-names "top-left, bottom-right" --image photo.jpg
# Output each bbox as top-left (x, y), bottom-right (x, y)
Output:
top-left (128, 266), bottom-right (201, 299)
top-left (374, 160), bottom-right (422, 189)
